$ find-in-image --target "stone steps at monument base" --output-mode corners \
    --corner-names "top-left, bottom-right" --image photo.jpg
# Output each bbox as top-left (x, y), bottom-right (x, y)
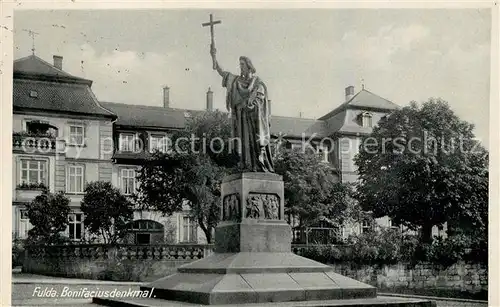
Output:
top-left (92, 295), bottom-right (437, 307)
top-left (138, 252), bottom-right (380, 305)
top-left (175, 252), bottom-right (335, 274)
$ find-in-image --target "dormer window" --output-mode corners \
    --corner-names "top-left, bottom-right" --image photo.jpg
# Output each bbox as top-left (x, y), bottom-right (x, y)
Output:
top-left (150, 134), bottom-right (170, 153)
top-left (119, 133), bottom-right (139, 152)
top-left (29, 91), bottom-right (38, 98)
top-left (361, 112), bottom-right (373, 128)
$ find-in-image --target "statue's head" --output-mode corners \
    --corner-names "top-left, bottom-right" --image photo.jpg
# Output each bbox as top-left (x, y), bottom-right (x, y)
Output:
top-left (239, 56), bottom-right (256, 76)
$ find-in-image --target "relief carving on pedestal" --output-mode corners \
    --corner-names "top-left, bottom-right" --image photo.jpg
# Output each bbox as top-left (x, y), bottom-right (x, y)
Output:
top-left (246, 193), bottom-right (280, 220)
top-left (263, 194), bottom-right (280, 219)
top-left (222, 194), bottom-right (240, 221)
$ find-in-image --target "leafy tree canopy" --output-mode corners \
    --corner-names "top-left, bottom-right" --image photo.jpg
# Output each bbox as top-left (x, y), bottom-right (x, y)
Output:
top-left (135, 110), bottom-right (237, 243)
top-left (81, 181), bottom-right (134, 244)
top-left (355, 98), bottom-right (488, 241)
top-left (26, 189), bottom-right (71, 244)
top-left (274, 149), bottom-right (362, 228)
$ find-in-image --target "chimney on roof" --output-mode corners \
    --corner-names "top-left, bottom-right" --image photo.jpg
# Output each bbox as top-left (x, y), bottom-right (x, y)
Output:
top-left (53, 55), bottom-right (63, 70)
top-left (206, 87), bottom-right (213, 111)
top-left (345, 85), bottom-right (354, 102)
top-left (163, 86), bottom-right (170, 108)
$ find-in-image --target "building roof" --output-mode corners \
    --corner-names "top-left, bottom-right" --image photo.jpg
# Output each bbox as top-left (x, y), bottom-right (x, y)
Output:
top-left (13, 55), bottom-right (115, 118)
top-left (319, 89), bottom-right (399, 120)
top-left (271, 116), bottom-right (327, 138)
top-left (14, 55), bottom-right (91, 84)
top-left (101, 101), bottom-right (327, 137)
top-left (100, 102), bottom-right (189, 129)
top-left (14, 79), bottom-right (115, 118)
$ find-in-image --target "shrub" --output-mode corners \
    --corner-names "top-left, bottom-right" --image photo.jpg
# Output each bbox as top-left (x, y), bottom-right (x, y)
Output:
top-left (400, 233), bottom-right (419, 256)
top-left (347, 228), bottom-right (402, 265)
top-left (12, 238), bottom-right (25, 267)
top-left (428, 236), bottom-right (469, 266)
top-left (299, 244), bottom-right (349, 264)
top-left (297, 228), bottom-right (487, 266)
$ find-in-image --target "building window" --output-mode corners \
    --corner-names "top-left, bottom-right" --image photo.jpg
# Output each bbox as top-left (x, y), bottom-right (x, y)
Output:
top-left (182, 216), bottom-right (197, 243)
top-left (388, 218), bottom-right (399, 229)
top-left (136, 233), bottom-right (151, 245)
top-left (20, 210), bottom-right (29, 220)
top-left (290, 143), bottom-right (302, 152)
top-left (150, 134), bottom-right (170, 153)
top-left (68, 213), bottom-right (83, 240)
top-left (69, 125), bottom-right (85, 146)
top-left (317, 145), bottom-right (329, 162)
top-left (26, 121), bottom-right (58, 136)
top-left (361, 113), bottom-right (373, 128)
top-left (20, 159), bottom-right (47, 185)
top-left (128, 220), bottom-right (164, 231)
top-left (119, 133), bottom-right (138, 152)
top-left (361, 219), bottom-right (373, 234)
top-left (121, 169), bottom-right (136, 195)
top-left (67, 165), bottom-right (84, 193)
top-left (127, 220), bottom-right (163, 245)
top-left (388, 218), bottom-right (400, 230)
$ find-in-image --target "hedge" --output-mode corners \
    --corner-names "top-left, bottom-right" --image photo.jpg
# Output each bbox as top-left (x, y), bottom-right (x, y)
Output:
top-left (299, 228), bottom-right (487, 266)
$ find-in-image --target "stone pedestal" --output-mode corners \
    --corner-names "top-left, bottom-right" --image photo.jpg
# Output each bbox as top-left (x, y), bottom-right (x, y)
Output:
top-left (215, 172), bottom-right (290, 253)
top-left (93, 172), bottom-right (435, 306)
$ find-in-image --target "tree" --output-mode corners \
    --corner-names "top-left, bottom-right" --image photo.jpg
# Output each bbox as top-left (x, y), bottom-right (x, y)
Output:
top-left (26, 189), bottom-right (71, 244)
top-left (81, 181), bottom-right (134, 244)
top-left (274, 149), bottom-right (362, 230)
top-left (135, 110), bottom-right (238, 243)
top-left (355, 98), bottom-right (488, 242)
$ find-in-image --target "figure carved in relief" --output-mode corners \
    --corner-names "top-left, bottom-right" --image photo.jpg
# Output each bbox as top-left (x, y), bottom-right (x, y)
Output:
top-left (223, 194), bottom-right (240, 220)
top-left (263, 194), bottom-right (279, 220)
top-left (245, 195), bottom-right (261, 219)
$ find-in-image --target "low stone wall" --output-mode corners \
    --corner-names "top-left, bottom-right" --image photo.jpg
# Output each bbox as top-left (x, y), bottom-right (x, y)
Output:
top-left (23, 244), bottom-right (214, 282)
top-left (331, 262), bottom-right (487, 295)
top-left (24, 244), bottom-right (488, 295)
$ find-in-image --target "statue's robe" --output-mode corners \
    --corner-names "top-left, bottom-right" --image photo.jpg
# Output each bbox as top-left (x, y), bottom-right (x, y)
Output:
top-left (222, 71), bottom-right (274, 172)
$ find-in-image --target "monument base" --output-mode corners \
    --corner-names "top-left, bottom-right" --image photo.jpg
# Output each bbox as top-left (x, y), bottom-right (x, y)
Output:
top-left (138, 252), bottom-right (376, 305)
top-left (92, 173), bottom-right (434, 306)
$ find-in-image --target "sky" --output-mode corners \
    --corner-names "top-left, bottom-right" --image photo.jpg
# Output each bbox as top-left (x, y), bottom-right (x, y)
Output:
top-left (13, 9), bottom-right (492, 146)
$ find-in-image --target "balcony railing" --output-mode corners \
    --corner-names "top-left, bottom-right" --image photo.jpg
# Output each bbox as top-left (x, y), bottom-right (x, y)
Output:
top-left (13, 132), bottom-right (65, 154)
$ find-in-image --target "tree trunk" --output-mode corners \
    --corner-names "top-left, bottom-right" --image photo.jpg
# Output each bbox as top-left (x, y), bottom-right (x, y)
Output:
top-left (204, 228), bottom-right (212, 244)
top-left (198, 218), bottom-right (212, 244)
top-left (421, 224), bottom-right (433, 243)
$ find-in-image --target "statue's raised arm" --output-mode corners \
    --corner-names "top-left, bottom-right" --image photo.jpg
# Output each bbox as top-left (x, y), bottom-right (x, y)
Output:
top-left (210, 45), bottom-right (224, 77)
